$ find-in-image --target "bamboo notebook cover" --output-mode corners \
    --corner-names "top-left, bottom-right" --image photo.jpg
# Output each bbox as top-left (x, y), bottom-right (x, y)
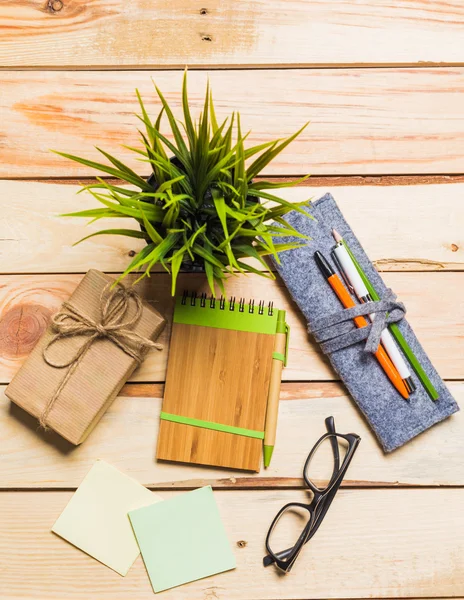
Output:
top-left (157, 293), bottom-right (280, 472)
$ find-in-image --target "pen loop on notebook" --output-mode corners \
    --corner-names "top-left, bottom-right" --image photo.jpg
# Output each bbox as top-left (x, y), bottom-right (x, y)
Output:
top-left (275, 317), bottom-right (290, 366)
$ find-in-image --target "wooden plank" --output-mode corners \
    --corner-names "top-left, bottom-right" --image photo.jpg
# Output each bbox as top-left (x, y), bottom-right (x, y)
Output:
top-left (1, 69), bottom-right (464, 177)
top-left (1, 181), bottom-right (463, 274)
top-left (1, 1), bottom-right (464, 68)
top-left (0, 489), bottom-right (462, 599)
top-left (1, 382), bottom-right (462, 489)
top-left (0, 272), bottom-right (462, 384)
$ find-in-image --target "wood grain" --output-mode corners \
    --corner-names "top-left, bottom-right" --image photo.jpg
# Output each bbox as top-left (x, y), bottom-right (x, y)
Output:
top-left (1, 181), bottom-right (463, 274)
top-left (1, 382), bottom-right (462, 489)
top-left (158, 323), bottom-right (274, 471)
top-left (0, 489), bottom-right (463, 599)
top-left (2, 69), bottom-right (464, 177)
top-left (0, 272), bottom-right (462, 384)
top-left (2, 3), bottom-right (463, 599)
top-left (1, 1), bottom-right (464, 68)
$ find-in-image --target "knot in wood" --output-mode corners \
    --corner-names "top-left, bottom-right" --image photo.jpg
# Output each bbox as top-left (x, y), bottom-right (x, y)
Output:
top-left (0, 304), bottom-right (52, 359)
top-left (47, 0), bottom-right (64, 13)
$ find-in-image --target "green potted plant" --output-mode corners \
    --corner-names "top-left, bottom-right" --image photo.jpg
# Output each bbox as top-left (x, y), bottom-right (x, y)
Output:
top-left (58, 72), bottom-right (312, 295)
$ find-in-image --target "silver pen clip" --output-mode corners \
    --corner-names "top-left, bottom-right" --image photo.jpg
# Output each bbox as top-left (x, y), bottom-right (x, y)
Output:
top-left (331, 247), bottom-right (355, 295)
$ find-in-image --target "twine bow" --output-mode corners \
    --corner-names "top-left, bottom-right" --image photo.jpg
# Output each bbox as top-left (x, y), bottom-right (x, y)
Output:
top-left (40, 283), bottom-right (162, 428)
top-left (311, 289), bottom-right (406, 355)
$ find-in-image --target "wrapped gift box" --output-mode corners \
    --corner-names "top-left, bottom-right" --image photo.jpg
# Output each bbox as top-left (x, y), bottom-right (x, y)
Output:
top-left (5, 269), bottom-right (165, 444)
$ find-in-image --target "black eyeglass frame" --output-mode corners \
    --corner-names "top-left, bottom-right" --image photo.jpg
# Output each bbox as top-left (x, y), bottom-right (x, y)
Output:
top-left (263, 416), bottom-right (360, 573)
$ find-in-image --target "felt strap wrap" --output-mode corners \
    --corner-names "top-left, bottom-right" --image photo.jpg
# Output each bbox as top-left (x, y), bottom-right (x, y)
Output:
top-left (311, 289), bottom-right (406, 355)
top-left (160, 412), bottom-right (264, 439)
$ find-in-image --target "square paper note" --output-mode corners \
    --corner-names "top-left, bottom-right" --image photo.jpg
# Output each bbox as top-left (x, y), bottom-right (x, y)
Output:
top-left (129, 486), bottom-right (236, 592)
top-left (52, 460), bottom-right (161, 576)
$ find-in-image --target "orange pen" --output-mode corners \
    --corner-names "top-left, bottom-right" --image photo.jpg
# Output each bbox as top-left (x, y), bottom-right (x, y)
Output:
top-left (314, 251), bottom-right (409, 400)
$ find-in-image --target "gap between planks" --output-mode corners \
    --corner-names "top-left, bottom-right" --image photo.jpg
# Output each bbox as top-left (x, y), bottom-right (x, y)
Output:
top-left (7, 174), bottom-right (464, 186)
top-left (2, 63), bottom-right (464, 71)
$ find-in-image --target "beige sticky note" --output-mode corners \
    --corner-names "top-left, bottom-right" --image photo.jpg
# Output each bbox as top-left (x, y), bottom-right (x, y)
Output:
top-left (52, 460), bottom-right (161, 576)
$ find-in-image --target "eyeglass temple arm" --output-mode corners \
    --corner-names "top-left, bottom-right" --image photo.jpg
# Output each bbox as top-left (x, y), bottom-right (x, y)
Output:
top-left (325, 416), bottom-right (340, 472)
top-left (305, 437), bottom-right (361, 545)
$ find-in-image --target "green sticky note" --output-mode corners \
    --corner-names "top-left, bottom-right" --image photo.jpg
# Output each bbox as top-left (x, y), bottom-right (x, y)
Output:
top-left (129, 486), bottom-right (236, 592)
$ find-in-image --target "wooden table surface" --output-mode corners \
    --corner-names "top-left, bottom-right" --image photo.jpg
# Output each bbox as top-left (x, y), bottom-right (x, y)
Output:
top-left (1, 2), bottom-right (463, 598)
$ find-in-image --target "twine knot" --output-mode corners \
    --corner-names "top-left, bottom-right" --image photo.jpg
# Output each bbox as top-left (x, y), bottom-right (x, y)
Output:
top-left (95, 324), bottom-right (107, 336)
top-left (39, 282), bottom-right (162, 428)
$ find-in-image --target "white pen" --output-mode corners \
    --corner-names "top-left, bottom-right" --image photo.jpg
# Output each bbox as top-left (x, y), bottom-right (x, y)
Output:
top-left (331, 239), bottom-right (416, 394)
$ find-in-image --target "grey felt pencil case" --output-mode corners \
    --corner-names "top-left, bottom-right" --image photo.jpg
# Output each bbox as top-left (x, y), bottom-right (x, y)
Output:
top-left (272, 193), bottom-right (459, 452)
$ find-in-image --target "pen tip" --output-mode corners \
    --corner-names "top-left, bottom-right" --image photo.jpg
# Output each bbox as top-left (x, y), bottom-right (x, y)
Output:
top-left (263, 445), bottom-right (274, 468)
top-left (332, 229), bottom-right (343, 243)
top-left (400, 388), bottom-right (410, 401)
top-left (314, 251), bottom-right (335, 278)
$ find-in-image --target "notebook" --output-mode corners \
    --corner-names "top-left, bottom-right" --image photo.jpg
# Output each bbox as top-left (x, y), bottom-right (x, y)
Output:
top-left (156, 292), bottom-right (282, 471)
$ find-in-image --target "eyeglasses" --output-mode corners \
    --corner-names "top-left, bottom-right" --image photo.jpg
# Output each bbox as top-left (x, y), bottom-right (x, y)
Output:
top-left (263, 416), bottom-right (360, 573)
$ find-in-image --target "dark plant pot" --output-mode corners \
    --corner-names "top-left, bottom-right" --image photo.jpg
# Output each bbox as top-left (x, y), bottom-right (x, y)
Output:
top-left (144, 159), bottom-right (205, 273)
top-left (143, 157), bottom-right (257, 274)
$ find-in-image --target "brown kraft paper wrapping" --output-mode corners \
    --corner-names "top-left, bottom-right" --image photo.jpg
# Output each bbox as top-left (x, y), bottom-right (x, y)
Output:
top-left (5, 270), bottom-right (166, 445)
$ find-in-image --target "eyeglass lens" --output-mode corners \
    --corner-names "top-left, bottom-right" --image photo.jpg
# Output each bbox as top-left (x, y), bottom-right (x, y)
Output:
top-left (267, 504), bottom-right (311, 563)
top-left (304, 433), bottom-right (350, 492)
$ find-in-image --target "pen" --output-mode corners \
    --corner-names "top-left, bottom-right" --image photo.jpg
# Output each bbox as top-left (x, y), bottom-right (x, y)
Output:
top-left (263, 310), bottom-right (289, 468)
top-left (331, 238), bottom-right (416, 394)
top-left (332, 229), bottom-right (438, 401)
top-left (314, 251), bottom-right (409, 400)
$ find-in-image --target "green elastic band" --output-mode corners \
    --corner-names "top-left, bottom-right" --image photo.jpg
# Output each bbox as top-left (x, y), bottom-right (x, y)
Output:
top-left (272, 351), bottom-right (286, 362)
top-left (160, 412), bottom-right (264, 439)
